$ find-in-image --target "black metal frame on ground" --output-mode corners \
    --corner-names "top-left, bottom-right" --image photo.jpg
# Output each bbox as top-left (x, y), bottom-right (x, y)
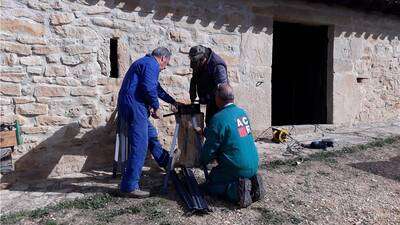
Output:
top-left (162, 106), bottom-right (211, 214)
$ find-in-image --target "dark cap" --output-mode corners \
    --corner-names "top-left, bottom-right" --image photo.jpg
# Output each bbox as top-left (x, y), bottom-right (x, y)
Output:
top-left (189, 45), bottom-right (207, 62)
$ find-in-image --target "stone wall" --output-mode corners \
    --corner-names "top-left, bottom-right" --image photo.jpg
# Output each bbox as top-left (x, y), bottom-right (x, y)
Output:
top-left (0, 0), bottom-right (399, 179)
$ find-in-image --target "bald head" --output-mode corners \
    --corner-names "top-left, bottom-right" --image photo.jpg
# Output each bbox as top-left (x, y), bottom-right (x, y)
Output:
top-left (215, 83), bottom-right (234, 107)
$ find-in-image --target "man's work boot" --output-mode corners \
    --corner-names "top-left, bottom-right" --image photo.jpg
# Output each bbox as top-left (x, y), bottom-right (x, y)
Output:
top-left (122, 189), bottom-right (150, 198)
top-left (237, 178), bottom-right (252, 208)
top-left (250, 173), bottom-right (266, 202)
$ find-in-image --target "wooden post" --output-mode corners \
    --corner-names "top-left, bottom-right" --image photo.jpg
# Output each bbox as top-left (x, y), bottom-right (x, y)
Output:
top-left (176, 113), bottom-right (204, 168)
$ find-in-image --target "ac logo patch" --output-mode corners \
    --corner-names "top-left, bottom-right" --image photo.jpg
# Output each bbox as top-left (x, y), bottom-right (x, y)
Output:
top-left (237, 116), bottom-right (251, 137)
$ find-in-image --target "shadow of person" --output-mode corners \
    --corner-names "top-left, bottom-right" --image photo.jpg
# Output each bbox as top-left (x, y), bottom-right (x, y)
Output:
top-left (1, 121), bottom-right (116, 192)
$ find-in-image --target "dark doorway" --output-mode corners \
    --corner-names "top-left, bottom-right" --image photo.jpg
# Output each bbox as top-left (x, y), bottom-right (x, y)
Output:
top-left (272, 22), bottom-right (329, 126)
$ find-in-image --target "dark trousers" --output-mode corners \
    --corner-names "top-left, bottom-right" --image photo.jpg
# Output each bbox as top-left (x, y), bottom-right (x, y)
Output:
top-left (205, 100), bottom-right (218, 126)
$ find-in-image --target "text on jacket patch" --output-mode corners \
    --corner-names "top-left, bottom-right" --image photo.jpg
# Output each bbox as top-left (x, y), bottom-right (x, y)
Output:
top-left (237, 116), bottom-right (251, 137)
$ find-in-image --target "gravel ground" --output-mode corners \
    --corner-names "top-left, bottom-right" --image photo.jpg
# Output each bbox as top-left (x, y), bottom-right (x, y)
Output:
top-left (2, 137), bottom-right (399, 225)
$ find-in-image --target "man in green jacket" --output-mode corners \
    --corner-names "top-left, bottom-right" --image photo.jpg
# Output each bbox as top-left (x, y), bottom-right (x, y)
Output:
top-left (200, 84), bottom-right (265, 208)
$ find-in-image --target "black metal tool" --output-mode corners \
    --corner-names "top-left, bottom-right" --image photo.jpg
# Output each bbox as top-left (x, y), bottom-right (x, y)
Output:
top-left (162, 103), bottom-right (210, 214)
top-left (163, 104), bottom-right (201, 117)
top-left (171, 167), bottom-right (211, 215)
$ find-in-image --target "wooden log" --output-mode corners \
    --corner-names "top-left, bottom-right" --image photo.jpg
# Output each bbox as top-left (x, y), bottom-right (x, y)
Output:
top-left (176, 113), bottom-right (204, 168)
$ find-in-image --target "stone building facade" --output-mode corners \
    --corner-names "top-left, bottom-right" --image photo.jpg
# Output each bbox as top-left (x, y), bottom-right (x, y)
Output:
top-left (0, 0), bottom-right (399, 179)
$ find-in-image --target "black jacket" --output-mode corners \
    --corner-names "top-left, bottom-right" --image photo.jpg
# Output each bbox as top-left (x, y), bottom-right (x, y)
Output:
top-left (189, 50), bottom-right (228, 104)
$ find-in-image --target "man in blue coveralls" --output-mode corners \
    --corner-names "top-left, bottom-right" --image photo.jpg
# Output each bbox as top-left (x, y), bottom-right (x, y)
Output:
top-left (199, 84), bottom-right (265, 207)
top-left (117, 47), bottom-right (180, 198)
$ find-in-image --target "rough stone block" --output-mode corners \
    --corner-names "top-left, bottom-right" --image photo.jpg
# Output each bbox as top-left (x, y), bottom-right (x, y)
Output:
top-left (37, 115), bottom-right (70, 126)
top-left (13, 97), bottom-right (35, 104)
top-left (81, 79), bottom-right (97, 87)
top-left (169, 30), bottom-right (191, 42)
top-left (86, 6), bottom-right (111, 15)
top-left (65, 45), bottom-right (95, 55)
top-left (0, 104), bottom-right (14, 116)
top-left (219, 54), bottom-right (240, 66)
top-left (21, 86), bottom-right (34, 96)
top-left (35, 97), bottom-right (51, 104)
top-left (17, 103), bottom-right (48, 116)
top-left (55, 77), bottom-right (81, 86)
top-left (0, 97), bottom-right (12, 106)
top-left (96, 77), bottom-right (111, 86)
top-left (27, 66), bottom-right (44, 75)
top-left (91, 17), bottom-right (113, 27)
top-left (16, 36), bottom-right (46, 45)
top-left (32, 46), bottom-right (61, 55)
top-left (46, 54), bottom-right (60, 63)
top-left (100, 85), bottom-right (118, 94)
top-left (50, 12), bottom-right (74, 25)
top-left (0, 54), bottom-right (19, 66)
top-left (113, 20), bottom-right (129, 31)
top-left (79, 115), bottom-right (102, 128)
top-left (1, 114), bottom-right (25, 125)
top-left (2, 72), bottom-right (26, 85)
top-left (0, 83), bottom-right (21, 96)
top-left (54, 25), bottom-right (97, 39)
top-left (70, 87), bottom-right (97, 96)
top-left (115, 12), bottom-right (137, 21)
top-left (20, 56), bottom-right (44, 66)
top-left (70, 62), bottom-right (101, 77)
top-left (34, 85), bottom-right (68, 97)
top-left (240, 32), bottom-right (271, 66)
top-left (61, 55), bottom-right (82, 65)
top-left (0, 42), bottom-right (32, 56)
top-left (50, 0), bottom-right (63, 9)
top-left (0, 66), bottom-right (24, 73)
top-left (8, 8), bottom-right (45, 23)
top-left (21, 126), bottom-right (48, 134)
top-left (32, 76), bottom-right (53, 84)
top-left (211, 34), bottom-right (239, 46)
top-left (0, 18), bottom-right (45, 36)
top-left (45, 65), bottom-right (67, 77)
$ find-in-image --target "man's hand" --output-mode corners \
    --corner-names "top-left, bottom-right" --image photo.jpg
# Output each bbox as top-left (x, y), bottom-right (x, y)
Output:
top-left (172, 101), bottom-right (185, 112)
top-left (150, 108), bottom-right (161, 119)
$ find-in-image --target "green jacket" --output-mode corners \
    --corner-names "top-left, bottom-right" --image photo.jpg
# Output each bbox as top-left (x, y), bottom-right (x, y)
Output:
top-left (200, 104), bottom-right (259, 182)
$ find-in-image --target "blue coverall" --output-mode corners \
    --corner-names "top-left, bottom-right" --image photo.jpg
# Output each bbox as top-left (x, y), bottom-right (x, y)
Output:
top-left (118, 54), bottom-right (176, 192)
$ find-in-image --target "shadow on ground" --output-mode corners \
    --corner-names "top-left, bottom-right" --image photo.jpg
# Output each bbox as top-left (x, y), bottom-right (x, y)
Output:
top-left (349, 155), bottom-right (400, 182)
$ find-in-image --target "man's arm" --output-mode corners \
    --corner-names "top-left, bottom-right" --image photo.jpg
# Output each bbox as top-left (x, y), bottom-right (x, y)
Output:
top-left (200, 126), bottom-right (222, 165)
top-left (214, 65), bottom-right (228, 85)
top-left (141, 63), bottom-right (160, 110)
top-left (157, 83), bottom-right (176, 104)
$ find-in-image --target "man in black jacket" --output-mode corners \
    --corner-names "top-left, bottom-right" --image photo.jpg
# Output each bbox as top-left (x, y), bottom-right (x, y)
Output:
top-left (189, 45), bottom-right (229, 125)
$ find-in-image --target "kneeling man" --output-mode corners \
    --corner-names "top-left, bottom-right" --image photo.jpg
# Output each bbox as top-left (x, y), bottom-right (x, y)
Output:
top-left (200, 84), bottom-right (265, 208)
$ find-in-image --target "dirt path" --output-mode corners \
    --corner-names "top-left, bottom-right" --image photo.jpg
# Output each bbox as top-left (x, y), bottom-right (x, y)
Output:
top-left (1, 137), bottom-right (399, 225)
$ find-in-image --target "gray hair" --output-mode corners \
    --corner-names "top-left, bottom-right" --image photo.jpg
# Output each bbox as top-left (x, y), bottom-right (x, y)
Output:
top-left (151, 47), bottom-right (172, 58)
top-left (216, 83), bottom-right (234, 102)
